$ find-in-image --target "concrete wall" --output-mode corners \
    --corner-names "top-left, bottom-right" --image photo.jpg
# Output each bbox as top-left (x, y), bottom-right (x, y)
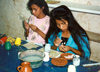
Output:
top-left (0, 0), bottom-right (31, 39)
top-left (56, 0), bottom-right (100, 6)
top-left (0, 0), bottom-right (100, 61)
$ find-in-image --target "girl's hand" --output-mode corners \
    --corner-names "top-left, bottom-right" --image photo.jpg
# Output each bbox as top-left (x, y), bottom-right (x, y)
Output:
top-left (29, 24), bottom-right (38, 32)
top-left (59, 45), bottom-right (71, 52)
top-left (24, 21), bottom-right (29, 30)
top-left (54, 37), bottom-right (62, 47)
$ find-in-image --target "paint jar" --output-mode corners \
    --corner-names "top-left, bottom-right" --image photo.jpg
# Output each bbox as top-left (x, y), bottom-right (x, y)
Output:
top-left (43, 52), bottom-right (49, 62)
top-left (68, 65), bottom-right (76, 72)
top-left (0, 36), bottom-right (7, 45)
top-left (73, 55), bottom-right (80, 66)
top-left (44, 43), bottom-right (51, 52)
top-left (15, 37), bottom-right (21, 46)
top-left (5, 41), bottom-right (11, 50)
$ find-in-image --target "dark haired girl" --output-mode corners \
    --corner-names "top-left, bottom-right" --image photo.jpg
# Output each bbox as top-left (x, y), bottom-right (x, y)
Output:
top-left (24, 0), bottom-right (50, 44)
top-left (46, 5), bottom-right (91, 59)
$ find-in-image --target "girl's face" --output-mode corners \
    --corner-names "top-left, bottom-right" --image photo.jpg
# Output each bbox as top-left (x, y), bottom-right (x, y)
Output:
top-left (56, 19), bottom-right (68, 31)
top-left (31, 4), bottom-right (44, 18)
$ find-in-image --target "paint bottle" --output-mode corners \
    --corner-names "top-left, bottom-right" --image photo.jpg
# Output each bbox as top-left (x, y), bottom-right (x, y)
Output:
top-left (73, 55), bottom-right (80, 66)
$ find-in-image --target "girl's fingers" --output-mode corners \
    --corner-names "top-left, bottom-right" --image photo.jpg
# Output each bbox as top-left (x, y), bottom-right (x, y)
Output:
top-left (61, 48), bottom-right (65, 51)
top-left (59, 45), bottom-right (67, 52)
top-left (24, 21), bottom-right (30, 30)
top-left (29, 24), bottom-right (37, 31)
top-left (56, 37), bottom-right (62, 42)
top-left (62, 47), bottom-right (66, 52)
top-left (59, 45), bottom-right (64, 52)
top-left (24, 21), bottom-right (27, 24)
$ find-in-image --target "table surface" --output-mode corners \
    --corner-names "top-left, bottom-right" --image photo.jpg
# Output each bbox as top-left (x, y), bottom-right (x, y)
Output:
top-left (0, 40), bottom-right (100, 72)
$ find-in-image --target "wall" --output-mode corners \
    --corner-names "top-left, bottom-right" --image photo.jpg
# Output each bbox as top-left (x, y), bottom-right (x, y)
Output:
top-left (56, 0), bottom-right (100, 6)
top-left (0, 0), bottom-right (31, 39)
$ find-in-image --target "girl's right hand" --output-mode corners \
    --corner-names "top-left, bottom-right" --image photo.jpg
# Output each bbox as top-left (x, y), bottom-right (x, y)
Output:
top-left (59, 45), bottom-right (71, 52)
top-left (54, 37), bottom-right (62, 47)
top-left (29, 24), bottom-right (37, 31)
top-left (24, 21), bottom-right (29, 30)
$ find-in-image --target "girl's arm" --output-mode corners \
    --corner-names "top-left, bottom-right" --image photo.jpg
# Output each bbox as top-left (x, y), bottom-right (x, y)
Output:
top-left (24, 21), bottom-right (29, 37)
top-left (29, 24), bottom-right (46, 39)
top-left (25, 29), bottom-right (29, 37)
top-left (51, 46), bottom-right (57, 50)
top-left (35, 28), bottom-right (46, 39)
top-left (59, 45), bottom-right (82, 56)
top-left (48, 33), bottom-right (58, 50)
top-left (70, 47), bottom-right (82, 56)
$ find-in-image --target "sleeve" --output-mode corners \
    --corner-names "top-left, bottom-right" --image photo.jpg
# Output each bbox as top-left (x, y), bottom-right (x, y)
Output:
top-left (48, 33), bottom-right (55, 46)
top-left (43, 17), bottom-right (50, 34)
top-left (28, 15), bottom-right (34, 24)
top-left (79, 36), bottom-right (90, 59)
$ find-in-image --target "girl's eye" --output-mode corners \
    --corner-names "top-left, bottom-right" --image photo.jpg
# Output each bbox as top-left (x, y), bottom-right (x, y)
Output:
top-left (62, 23), bottom-right (65, 25)
top-left (61, 22), bottom-right (65, 25)
top-left (32, 8), bottom-right (37, 11)
top-left (57, 24), bottom-right (60, 26)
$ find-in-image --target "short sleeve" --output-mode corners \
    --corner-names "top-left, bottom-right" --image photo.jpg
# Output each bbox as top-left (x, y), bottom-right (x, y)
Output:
top-left (43, 16), bottom-right (50, 34)
top-left (48, 33), bottom-right (55, 46)
top-left (28, 15), bottom-right (34, 24)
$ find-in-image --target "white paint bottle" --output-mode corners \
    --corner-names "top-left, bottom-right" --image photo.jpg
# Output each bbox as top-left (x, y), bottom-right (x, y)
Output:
top-left (68, 65), bottom-right (76, 72)
top-left (43, 52), bottom-right (49, 62)
top-left (73, 55), bottom-right (80, 66)
top-left (44, 43), bottom-right (51, 52)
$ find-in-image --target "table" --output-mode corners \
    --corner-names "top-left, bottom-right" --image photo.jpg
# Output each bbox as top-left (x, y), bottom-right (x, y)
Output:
top-left (0, 41), bottom-right (100, 72)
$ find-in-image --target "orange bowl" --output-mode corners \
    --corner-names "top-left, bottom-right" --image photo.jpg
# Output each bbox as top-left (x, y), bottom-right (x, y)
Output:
top-left (51, 58), bottom-right (68, 66)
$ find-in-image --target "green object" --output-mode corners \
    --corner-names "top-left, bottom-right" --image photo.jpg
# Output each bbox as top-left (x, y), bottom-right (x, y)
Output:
top-left (5, 41), bottom-right (11, 50)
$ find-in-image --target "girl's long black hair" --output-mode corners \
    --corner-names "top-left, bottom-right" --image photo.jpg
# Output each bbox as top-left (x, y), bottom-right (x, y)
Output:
top-left (27, 0), bottom-right (49, 16)
top-left (45, 5), bottom-right (91, 57)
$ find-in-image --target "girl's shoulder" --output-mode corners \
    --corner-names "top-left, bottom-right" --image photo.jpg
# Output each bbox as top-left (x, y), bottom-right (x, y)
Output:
top-left (44, 15), bottom-right (50, 20)
top-left (29, 15), bottom-right (36, 20)
top-left (46, 15), bottom-right (50, 18)
top-left (29, 15), bottom-right (50, 19)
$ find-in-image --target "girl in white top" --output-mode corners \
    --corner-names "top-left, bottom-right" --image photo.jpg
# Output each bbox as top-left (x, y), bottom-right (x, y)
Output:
top-left (24, 0), bottom-right (50, 44)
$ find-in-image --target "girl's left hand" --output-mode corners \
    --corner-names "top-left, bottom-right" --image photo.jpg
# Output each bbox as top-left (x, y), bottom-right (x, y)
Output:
top-left (59, 45), bottom-right (71, 52)
top-left (29, 24), bottom-right (38, 31)
top-left (54, 37), bottom-right (62, 47)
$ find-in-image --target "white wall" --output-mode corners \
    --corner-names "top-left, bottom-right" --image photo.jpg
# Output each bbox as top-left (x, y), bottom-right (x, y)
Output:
top-left (56, 0), bottom-right (100, 6)
top-left (0, 0), bottom-right (31, 39)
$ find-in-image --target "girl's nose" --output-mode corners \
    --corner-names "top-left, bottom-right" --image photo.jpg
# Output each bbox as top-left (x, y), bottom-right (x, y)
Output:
top-left (32, 10), bottom-right (35, 14)
top-left (60, 25), bottom-right (63, 29)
